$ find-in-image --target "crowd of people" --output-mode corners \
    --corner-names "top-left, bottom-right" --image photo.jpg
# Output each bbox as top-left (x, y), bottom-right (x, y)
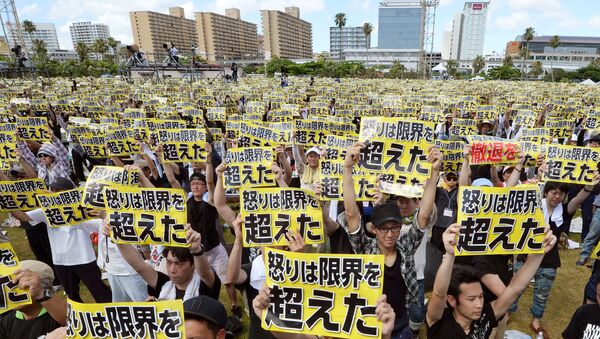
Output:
top-left (1, 76), bottom-right (600, 339)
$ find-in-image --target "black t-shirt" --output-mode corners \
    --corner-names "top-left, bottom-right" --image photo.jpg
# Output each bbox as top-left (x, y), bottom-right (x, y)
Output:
top-left (187, 197), bottom-right (221, 251)
top-left (472, 255), bottom-right (513, 303)
top-left (427, 303), bottom-right (498, 339)
top-left (384, 251), bottom-right (408, 330)
top-left (0, 310), bottom-right (61, 339)
top-left (329, 226), bottom-right (355, 254)
top-left (434, 187), bottom-right (458, 229)
top-left (234, 263), bottom-right (277, 339)
top-left (147, 270), bottom-right (221, 301)
top-left (562, 304), bottom-right (600, 339)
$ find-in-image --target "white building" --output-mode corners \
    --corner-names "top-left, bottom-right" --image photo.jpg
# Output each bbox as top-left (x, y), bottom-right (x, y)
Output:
top-left (48, 49), bottom-right (79, 62)
top-left (342, 48), bottom-right (442, 70)
top-left (70, 21), bottom-right (110, 46)
top-left (330, 26), bottom-right (368, 60)
top-left (442, 1), bottom-right (489, 61)
top-left (8, 22), bottom-right (60, 52)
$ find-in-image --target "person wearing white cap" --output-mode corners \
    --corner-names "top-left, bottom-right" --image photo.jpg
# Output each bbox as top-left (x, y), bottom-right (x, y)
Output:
top-left (293, 145), bottom-right (321, 191)
top-left (16, 136), bottom-right (71, 186)
top-left (0, 260), bottom-right (66, 338)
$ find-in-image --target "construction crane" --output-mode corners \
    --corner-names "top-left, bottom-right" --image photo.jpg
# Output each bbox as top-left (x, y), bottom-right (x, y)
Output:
top-left (0, 0), bottom-right (26, 54)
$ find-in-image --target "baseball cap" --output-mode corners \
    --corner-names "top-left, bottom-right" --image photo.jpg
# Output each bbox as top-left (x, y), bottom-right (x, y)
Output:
top-left (306, 146), bottom-right (321, 156)
top-left (372, 202), bottom-right (403, 227)
top-left (472, 178), bottom-right (493, 187)
top-left (183, 295), bottom-right (228, 329)
top-left (49, 177), bottom-right (76, 191)
top-left (19, 260), bottom-right (54, 289)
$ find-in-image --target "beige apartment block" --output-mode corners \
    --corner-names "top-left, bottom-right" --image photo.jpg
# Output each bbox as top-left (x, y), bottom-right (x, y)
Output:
top-left (195, 8), bottom-right (258, 62)
top-left (261, 6), bottom-right (313, 59)
top-left (129, 7), bottom-right (197, 62)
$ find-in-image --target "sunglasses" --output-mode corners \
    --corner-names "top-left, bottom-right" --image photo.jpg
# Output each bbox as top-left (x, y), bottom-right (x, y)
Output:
top-left (446, 176), bottom-right (458, 182)
top-left (37, 153), bottom-right (51, 158)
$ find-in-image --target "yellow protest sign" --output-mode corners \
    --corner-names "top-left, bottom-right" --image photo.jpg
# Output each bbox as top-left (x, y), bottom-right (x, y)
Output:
top-left (123, 108), bottom-right (146, 119)
top-left (456, 185), bottom-right (546, 256)
top-left (106, 129), bottom-right (140, 156)
top-left (158, 129), bottom-right (207, 163)
top-left (319, 160), bottom-right (377, 201)
top-left (0, 132), bottom-right (17, 164)
top-left (78, 135), bottom-right (108, 158)
top-left (16, 117), bottom-right (51, 141)
top-left (207, 107), bottom-right (226, 122)
top-left (519, 128), bottom-right (551, 143)
top-left (66, 299), bottom-right (185, 338)
top-left (263, 247), bottom-right (385, 338)
top-left (543, 145), bottom-right (600, 185)
top-left (240, 187), bottom-right (324, 247)
top-left (295, 119), bottom-right (329, 145)
top-left (0, 242), bottom-right (31, 314)
top-left (224, 147), bottom-right (275, 189)
top-left (239, 122), bottom-right (289, 147)
top-left (545, 118), bottom-right (573, 139)
top-left (441, 151), bottom-right (464, 172)
top-left (466, 136), bottom-right (519, 165)
top-left (519, 141), bottom-right (541, 167)
top-left (513, 110), bottom-right (537, 128)
top-left (591, 240), bottom-right (600, 260)
top-left (0, 179), bottom-right (47, 212)
top-left (450, 118), bottom-right (478, 136)
top-left (358, 118), bottom-right (435, 188)
top-left (36, 189), bottom-right (93, 227)
top-left (105, 186), bottom-right (188, 247)
top-left (82, 166), bottom-right (140, 209)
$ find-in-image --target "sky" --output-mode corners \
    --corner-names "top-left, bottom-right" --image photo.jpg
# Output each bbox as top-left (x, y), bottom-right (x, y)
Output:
top-left (16, 0), bottom-right (600, 55)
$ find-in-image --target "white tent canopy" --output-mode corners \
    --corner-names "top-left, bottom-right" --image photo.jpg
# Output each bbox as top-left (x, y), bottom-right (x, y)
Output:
top-left (581, 78), bottom-right (596, 85)
top-left (432, 63), bottom-right (447, 72)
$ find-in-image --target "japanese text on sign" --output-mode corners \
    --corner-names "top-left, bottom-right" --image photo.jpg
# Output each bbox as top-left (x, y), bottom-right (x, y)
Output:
top-left (544, 145), bottom-right (600, 185)
top-left (224, 147), bottom-right (275, 189)
top-left (82, 166), bottom-right (140, 209)
top-left (0, 179), bottom-right (47, 212)
top-left (158, 129), bottom-right (207, 163)
top-left (36, 189), bottom-right (93, 227)
top-left (0, 242), bottom-right (31, 314)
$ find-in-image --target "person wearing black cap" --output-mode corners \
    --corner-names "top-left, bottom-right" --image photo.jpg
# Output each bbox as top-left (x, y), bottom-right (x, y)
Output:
top-left (184, 295), bottom-right (228, 339)
top-left (9, 177), bottom-right (112, 303)
top-left (341, 142), bottom-right (441, 338)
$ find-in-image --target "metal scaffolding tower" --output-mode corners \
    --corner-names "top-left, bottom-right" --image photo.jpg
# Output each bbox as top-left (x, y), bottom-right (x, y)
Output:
top-left (421, 0), bottom-right (440, 78)
top-left (0, 0), bottom-right (25, 53)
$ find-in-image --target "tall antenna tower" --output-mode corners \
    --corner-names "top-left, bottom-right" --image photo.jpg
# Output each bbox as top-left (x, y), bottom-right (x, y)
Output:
top-left (0, 0), bottom-right (25, 53)
top-left (421, 0), bottom-right (440, 78)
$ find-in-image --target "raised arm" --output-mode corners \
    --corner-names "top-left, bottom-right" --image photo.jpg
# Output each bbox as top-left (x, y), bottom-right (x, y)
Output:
top-left (490, 165), bottom-right (501, 187)
top-left (342, 142), bottom-right (364, 233)
top-left (227, 215), bottom-right (247, 286)
top-left (187, 226), bottom-right (216, 289)
top-left (205, 143), bottom-right (215, 206)
top-left (13, 268), bottom-right (68, 325)
top-left (417, 146), bottom-right (441, 229)
top-left (492, 226), bottom-right (557, 318)
top-left (110, 156), bottom-right (125, 167)
top-left (313, 183), bottom-right (339, 236)
top-left (566, 173), bottom-right (600, 215)
top-left (459, 144), bottom-right (472, 186)
top-left (426, 224), bottom-right (458, 326)
top-left (214, 163), bottom-right (237, 225)
top-left (275, 145), bottom-right (292, 185)
top-left (506, 151), bottom-right (526, 188)
top-left (272, 163), bottom-right (287, 188)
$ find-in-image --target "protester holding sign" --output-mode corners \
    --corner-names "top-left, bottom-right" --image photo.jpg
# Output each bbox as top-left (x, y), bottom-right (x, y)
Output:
top-left (17, 136), bottom-right (72, 185)
top-left (427, 223), bottom-right (556, 339)
top-left (341, 141), bottom-right (441, 338)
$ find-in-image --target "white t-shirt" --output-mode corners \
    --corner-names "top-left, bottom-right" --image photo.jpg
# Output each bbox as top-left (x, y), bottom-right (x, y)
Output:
top-left (97, 232), bottom-right (138, 276)
top-left (26, 208), bottom-right (99, 266)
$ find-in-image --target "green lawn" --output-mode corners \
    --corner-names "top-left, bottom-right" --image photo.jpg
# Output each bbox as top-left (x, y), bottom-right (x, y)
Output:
top-left (2, 219), bottom-right (591, 338)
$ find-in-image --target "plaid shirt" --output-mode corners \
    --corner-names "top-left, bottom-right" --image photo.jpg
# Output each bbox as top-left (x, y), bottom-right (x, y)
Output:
top-left (18, 137), bottom-right (71, 185)
top-left (339, 211), bottom-right (425, 307)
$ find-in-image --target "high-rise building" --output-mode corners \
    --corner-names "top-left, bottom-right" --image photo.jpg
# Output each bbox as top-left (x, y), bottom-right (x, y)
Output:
top-left (129, 7), bottom-right (197, 62)
top-left (442, 12), bottom-right (464, 60)
top-left (70, 21), bottom-right (110, 46)
top-left (9, 22), bottom-right (60, 52)
top-left (261, 7), bottom-right (312, 59)
top-left (330, 26), bottom-right (368, 60)
top-left (195, 8), bottom-right (258, 61)
top-left (459, 1), bottom-right (489, 60)
top-left (378, 1), bottom-right (424, 49)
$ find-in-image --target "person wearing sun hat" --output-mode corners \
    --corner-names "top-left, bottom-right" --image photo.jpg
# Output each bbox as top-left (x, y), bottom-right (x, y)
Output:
top-left (17, 136), bottom-right (71, 185)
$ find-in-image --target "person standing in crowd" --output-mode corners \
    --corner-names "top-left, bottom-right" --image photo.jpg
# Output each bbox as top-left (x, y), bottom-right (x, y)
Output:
top-left (563, 270), bottom-right (600, 339)
top-left (431, 171), bottom-right (459, 253)
top-left (17, 137), bottom-right (71, 185)
top-left (231, 62), bottom-right (238, 83)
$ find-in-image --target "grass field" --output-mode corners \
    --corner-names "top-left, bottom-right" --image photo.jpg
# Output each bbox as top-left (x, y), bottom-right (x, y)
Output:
top-left (2, 218), bottom-right (592, 339)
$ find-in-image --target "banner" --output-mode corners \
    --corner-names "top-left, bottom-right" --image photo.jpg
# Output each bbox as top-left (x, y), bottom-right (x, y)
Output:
top-left (519, 141), bottom-right (541, 167)
top-left (82, 166), bottom-right (140, 209)
top-left (358, 118), bottom-right (435, 188)
top-left (240, 187), bottom-right (324, 247)
top-left (543, 145), bottom-right (600, 185)
top-left (456, 185), bottom-right (546, 256)
top-left (519, 128), bottom-right (551, 144)
top-left (67, 299), bottom-right (185, 339)
top-left (16, 117), bottom-right (51, 141)
top-left (224, 147), bottom-right (275, 189)
top-left (78, 135), bottom-right (108, 158)
top-left (36, 189), bottom-right (93, 227)
top-left (239, 122), bottom-right (290, 147)
top-left (295, 120), bottom-right (329, 145)
top-left (206, 107), bottom-right (226, 122)
top-left (0, 132), bottom-right (17, 164)
top-left (106, 129), bottom-right (141, 156)
top-left (105, 186), bottom-right (188, 247)
top-left (158, 129), bottom-right (207, 163)
top-left (449, 118), bottom-right (478, 136)
top-left (319, 160), bottom-right (377, 201)
top-left (0, 242), bottom-right (31, 314)
top-left (466, 136), bottom-right (519, 165)
top-left (545, 118), bottom-right (573, 139)
top-left (0, 179), bottom-right (47, 212)
top-left (262, 247), bottom-right (384, 338)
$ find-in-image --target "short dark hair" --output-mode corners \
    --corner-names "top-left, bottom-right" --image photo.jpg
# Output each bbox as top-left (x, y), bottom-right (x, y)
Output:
top-left (543, 181), bottom-right (569, 195)
top-left (162, 247), bottom-right (194, 265)
top-left (448, 265), bottom-right (481, 306)
top-left (186, 316), bottom-right (221, 337)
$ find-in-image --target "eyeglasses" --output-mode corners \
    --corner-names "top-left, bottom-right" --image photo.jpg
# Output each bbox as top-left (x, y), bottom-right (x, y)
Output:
top-left (37, 154), bottom-right (50, 158)
top-left (376, 226), bottom-right (402, 235)
top-left (446, 176), bottom-right (458, 182)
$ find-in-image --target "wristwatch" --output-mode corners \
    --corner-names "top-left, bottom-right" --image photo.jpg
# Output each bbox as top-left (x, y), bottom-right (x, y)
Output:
top-left (36, 288), bottom-right (55, 303)
top-left (190, 243), bottom-right (205, 256)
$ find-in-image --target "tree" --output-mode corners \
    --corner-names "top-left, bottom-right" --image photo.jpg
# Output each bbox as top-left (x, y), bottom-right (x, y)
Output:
top-left (522, 26), bottom-right (536, 80)
top-left (446, 59), bottom-right (458, 78)
top-left (91, 39), bottom-right (109, 60)
top-left (472, 55), bottom-right (485, 74)
top-left (362, 22), bottom-right (373, 67)
top-left (388, 60), bottom-right (407, 79)
top-left (106, 37), bottom-right (119, 63)
top-left (549, 35), bottom-right (560, 82)
top-left (334, 13), bottom-right (347, 60)
top-left (529, 61), bottom-right (543, 79)
top-left (519, 47), bottom-right (529, 79)
top-left (31, 39), bottom-right (47, 63)
top-left (75, 41), bottom-right (89, 62)
top-left (488, 65), bottom-right (521, 80)
top-left (22, 20), bottom-right (36, 37)
top-left (502, 55), bottom-right (514, 67)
